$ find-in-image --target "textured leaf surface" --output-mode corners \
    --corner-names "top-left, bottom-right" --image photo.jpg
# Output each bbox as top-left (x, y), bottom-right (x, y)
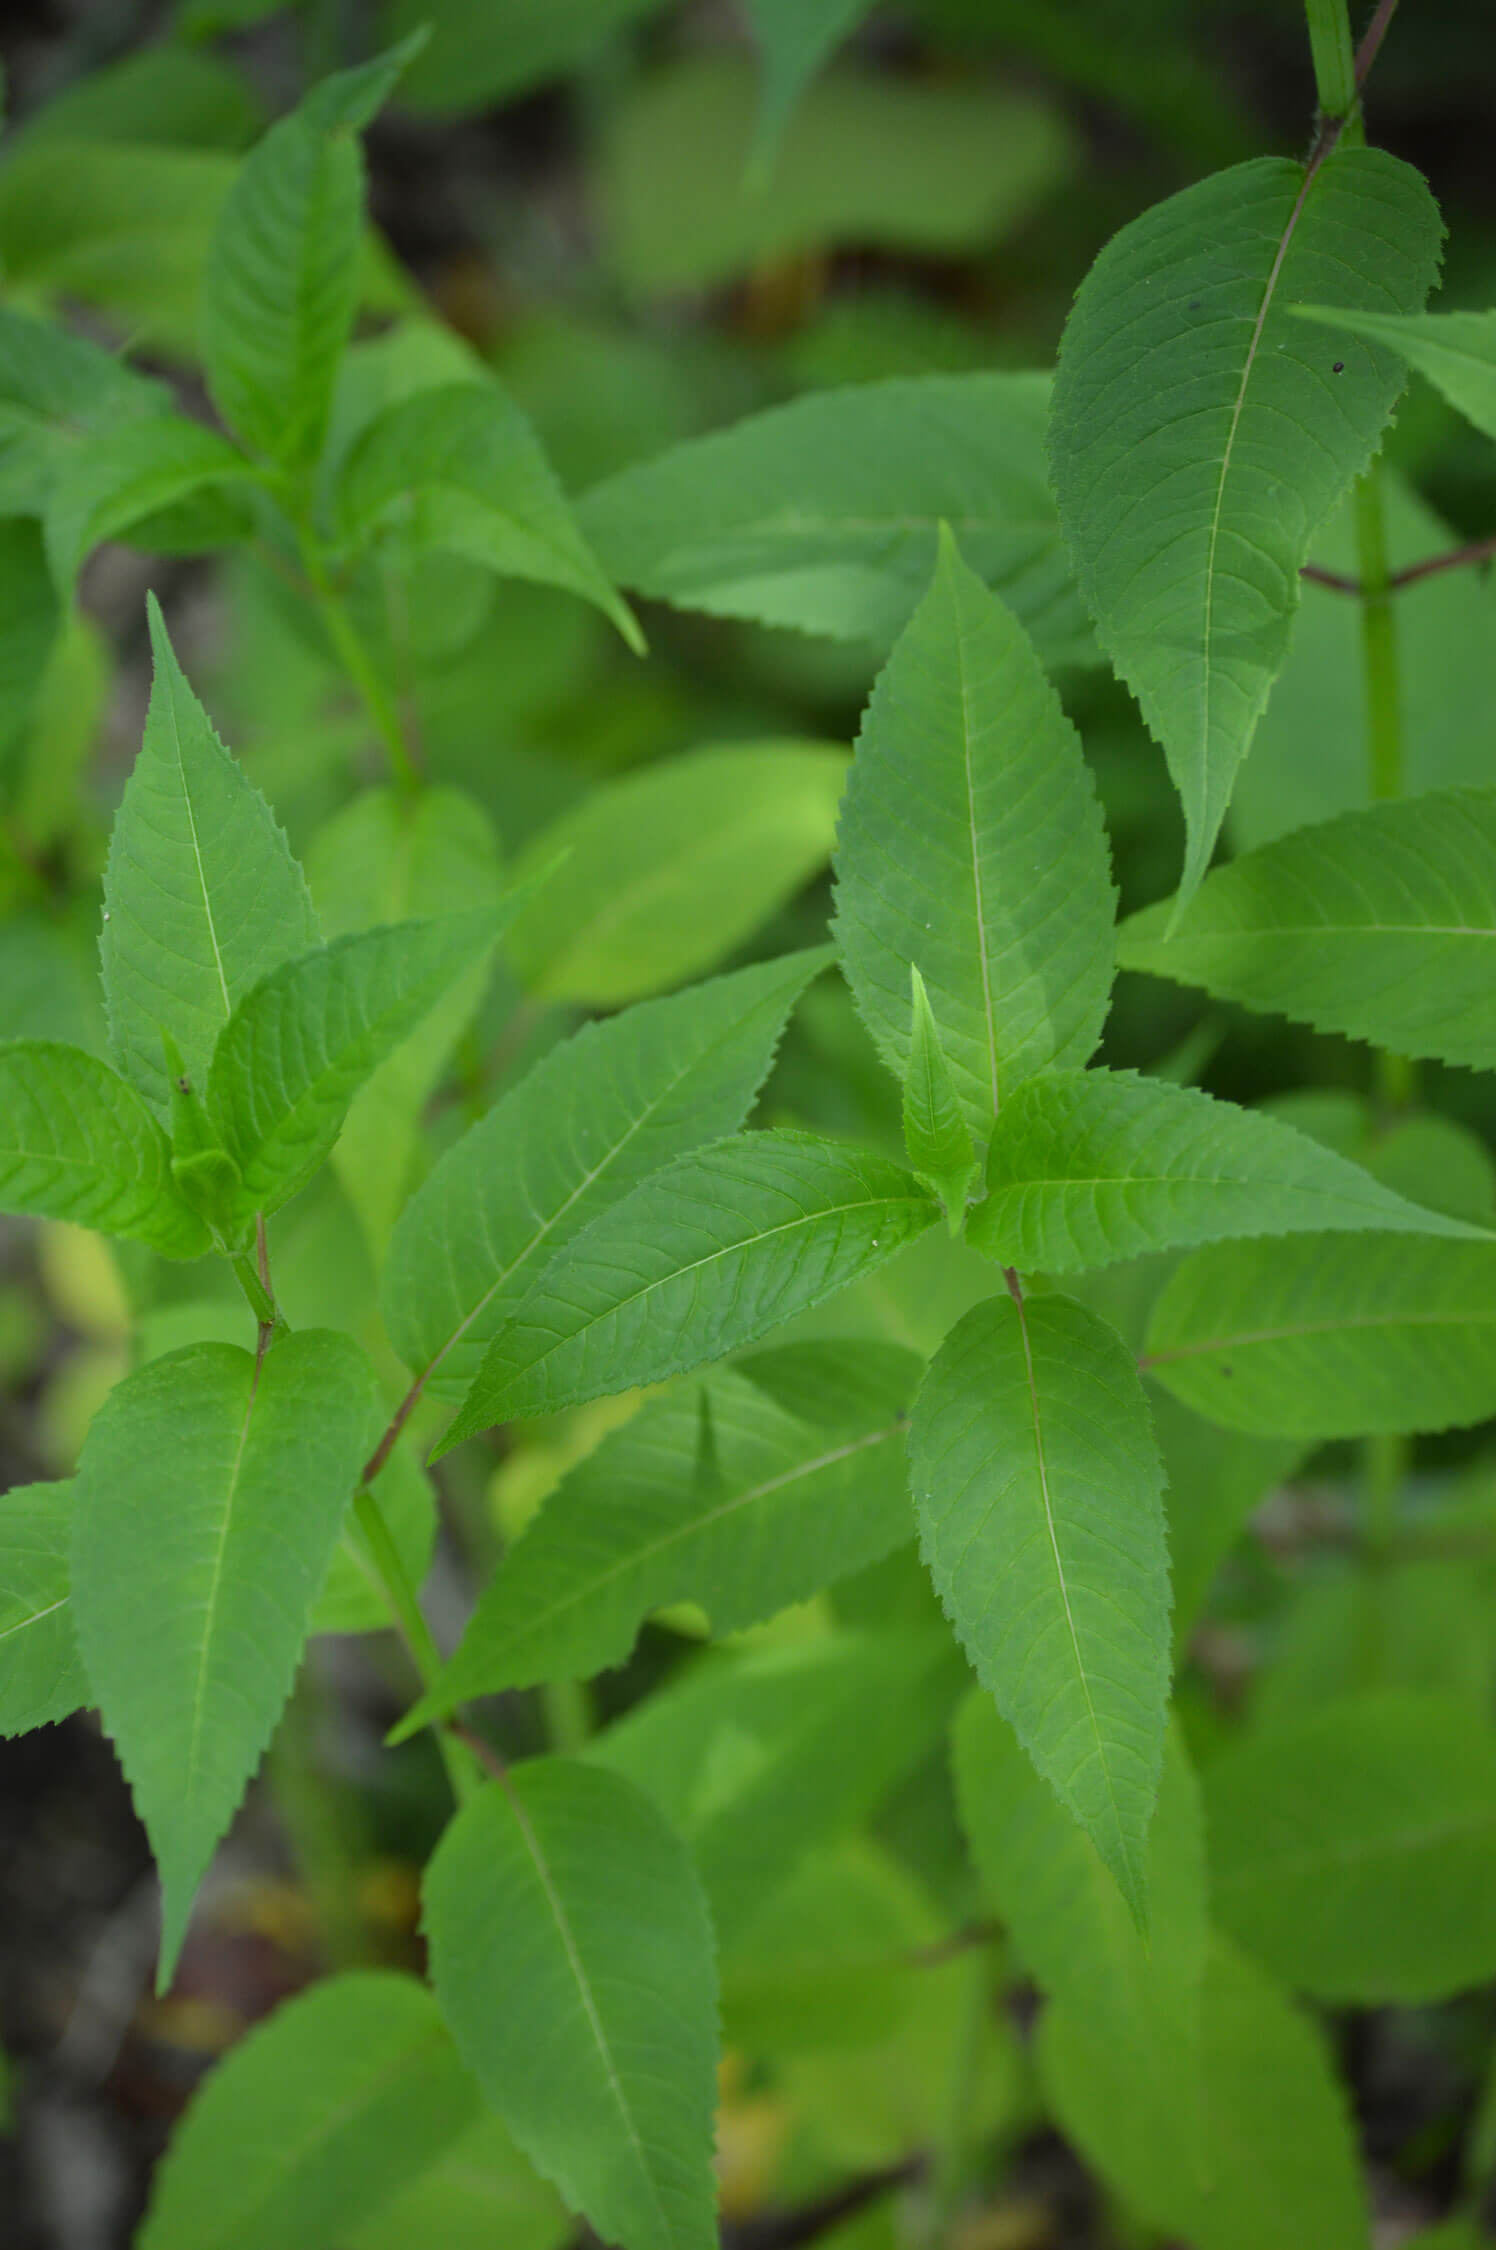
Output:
top-left (954, 1696), bottom-right (1206, 2064)
top-left (200, 40), bottom-right (420, 464)
top-left (102, 600), bottom-right (318, 1113)
top-left (1203, 1694), bottom-right (1496, 2003)
top-left (1039, 1934), bottom-right (1367, 2250)
top-left (1050, 148), bottom-right (1443, 898)
top-left (1144, 1234), bottom-right (1496, 1438)
top-left (0, 1041), bottom-right (210, 1257)
top-left (0, 305), bottom-right (168, 515)
top-left (909, 1291), bottom-right (1170, 1915)
top-left (578, 372), bottom-right (1093, 664)
top-left (587, 1631), bottom-right (961, 1944)
top-left (0, 1480), bottom-right (88, 1736)
top-left (138, 1971), bottom-right (480, 2250)
top-left (834, 533), bottom-right (1114, 1148)
top-left (968, 1067), bottom-right (1477, 1274)
top-left (306, 783), bottom-right (502, 1255)
top-left (72, 1333), bottom-right (377, 1980)
top-left (424, 1757), bottom-right (720, 2250)
top-left (1119, 786), bottom-right (1496, 1069)
top-left (207, 908), bottom-right (507, 1222)
top-left (385, 949), bottom-right (829, 1397)
top-left (44, 417), bottom-right (258, 592)
top-left (440, 1130), bottom-right (938, 1446)
top-left (902, 965), bottom-right (978, 1219)
top-left (506, 745), bottom-right (846, 1006)
top-left (408, 1340), bottom-right (917, 1719)
top-left (340, 378), bottom-right (639, 645)
top-left (1292, 301), bottom-right (1496, 444)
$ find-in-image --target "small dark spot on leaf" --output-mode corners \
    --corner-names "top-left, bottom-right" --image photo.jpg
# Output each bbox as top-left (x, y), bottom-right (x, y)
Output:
top-left (1332, 360), bottom-right (1345, 374)
top-left (1188, 300), bottom-right (1202, 312)
top-left (1219, 1364), bottom-right (1234, 1377)
top-left (177, 1076), bottom-right (191, 1094)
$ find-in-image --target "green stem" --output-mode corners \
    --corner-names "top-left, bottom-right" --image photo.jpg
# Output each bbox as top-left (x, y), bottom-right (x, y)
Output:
top-left (1363, 1433), bottom-right (1408, 1563)
top-left (354, 1488), bottom-right (481, 1804)
top-left (231, 1251), bottom-right (278, 1330)
top-left (1352, 467), bottom-right (1417, 1111)
top-left (541, 1676), bottom-right (596, 1754)
top-left (1304, 0), bottom-right (1357, 120)
top-left (297, 528), bottom-right (421, 797)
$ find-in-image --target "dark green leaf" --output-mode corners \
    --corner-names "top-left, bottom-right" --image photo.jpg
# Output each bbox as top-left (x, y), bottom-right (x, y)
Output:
top-left (0, 1480), bottom-right (88, 1736)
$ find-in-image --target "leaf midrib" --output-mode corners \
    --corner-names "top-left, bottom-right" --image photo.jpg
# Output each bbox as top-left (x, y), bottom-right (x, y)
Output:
top-left (180, 1360), bottom-right (261, 1818)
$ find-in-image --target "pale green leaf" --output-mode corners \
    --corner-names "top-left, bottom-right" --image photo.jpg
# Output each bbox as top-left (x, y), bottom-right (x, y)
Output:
top-left (306, 784), bottom-right (503, 1256)
top-left (968, 1067), bottom-right (1480, 1274)
top-left (1234, 475), bottom-right (1496, 851)
top-left (1203, 1692), bottom-right (1496, 2003)
top-left (206, 906), bottom-right (509, 1224)
top-left (344, 2112), bottom-right (569, 2250)
top-left (384, 948), bottom-right (828, 1396)
top-left (6, 42), bottom-right (263, 153)
top-left (745, 0), bottom-right (875, 174)
top-left (0, 306), bottom-right (168, 515)
top-left (1039, 1934), bottom-right (1368, 2250)
top-left (834, 531), bottom-right (1115, 1149)
top-left (586, 1630), bottom-right (962, 1943)
top-left (908, 1291), bottom-right (1170, 1917)
top-left (138, 1970), bottom-right (480, 2250)
top-left (0, 1480), bottom-right (89, 1736)
top-left (1118, 785), bottom-right (1496, 1070)
top-left (339, 379), bottom-right (640, 649)
top-left (577, 372), bottom-right (1095, 666)
top-left (599, 56), bottom-right (1072, 292)
top-left (902, 966), bottom-right (978, 1223)
top-left (102, 597), bottom-right (318, 1113)
top-left (506, 743), bottom-right (846, 1007)
top-left (309, 1438), bottom-right (435, 1638)
top-left (1292, 300), bottom-right (1496, 444)
top-left (0, 1040), bottom-right (210, 1257)
top-left (200, 38), bottom-right (423, 465)
top-left (1144, 1234), bottom-right (1496, 1437)
top-left (385, 0), bottom-right (668, 113)
top-left (44, 417), bottom-right (259, 592)
top-left (404, 1340), bottom-right (917, 1722)
top-left (438, 1129), bottom-right (939, 1447)
top-left (424, 1756), bottom-right (720, 2250)
top-left (720, 1841), bottom-right (932, 2058)
top-left (1049, 148), bottom-right (1443, 900)
top-left (72, 1332), bottom-right (378, 1981)
top-left (953, 1696), bottom-right (1206, 2068)
top-left (1253, 1560), bottom-right (1494, 1727)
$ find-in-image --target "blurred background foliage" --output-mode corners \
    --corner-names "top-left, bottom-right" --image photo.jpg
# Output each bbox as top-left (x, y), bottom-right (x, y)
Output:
top-left (3, 2), bottom-right (1496, 2246)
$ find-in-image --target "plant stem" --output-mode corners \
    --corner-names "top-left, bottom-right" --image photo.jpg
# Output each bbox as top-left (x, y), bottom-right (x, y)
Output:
top-left (1352, 466), bottom-right (1417, 1111)
top-left (541, 1676), bottom-right (595, 1753)
top-left (296, 527), bottom-right (422, 797)
top-left (1304, 0), bottom-right (1357, 122)
top-left (354, 1487), bottom-right (481, 1804)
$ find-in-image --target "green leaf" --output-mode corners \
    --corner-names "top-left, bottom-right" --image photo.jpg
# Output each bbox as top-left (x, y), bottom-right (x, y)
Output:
top-left (586, 1630), bottom-right (962, 1944)
top-left (745, 0), bottom-right (875, 174)
top-left (1118, 785), bottom-right (1496, 1070)
top-left (309, 1437), bottom-right (435, 1638)
top-left (43, 417), bottom-right (259, 593)
top-left (834, 531), bottom-right (1115, 1150)
top-left (339, 379), bottom-right (640, 649)
top-left (102, 597), bottom-right (319, 1114)
top-left (598, 55), bottom-right (1072, 293)
top-left (1049, 147), bottom-right (1443, 901)
top-left (343, 2113), bottom-right (569, 2250)
top-left (424, 1756), bottom-right (720, 2250)
top-left (403, 1340), bottom-right (917, 1723)
top-left (72, 1332), bottom-right (378, 1982)
top-left (506, 744), bottom-right (846, 1006)
top-left (953, 1696), bottom-right (1206, 2063)
top-left (384, 949), bottom-right (828, 1397)
top-left (0, 306), bottom-right (168, 515)
top-left (207, 906), bottom-right (510, 1224)
top-left (306, 784), bottom-right (503, 1256)
top-left (1153, 1389), bottom-right (1301, 1650)
top-left (0, 1040), bottom-right (210, 1257)
top-left (438, 1130), bottom-right (939, 1447)
top-left (577, 372), bottom-right (1095, 667)
top-left (137, 1970), bottom-right (480, 2250)
top-left (1254, 1559), bottom-right (1494, 1727)
top-left (902, 966), bottom-right (978, 1224)
top-left (1144, 1234), bottom-right (1496, 1438)
top-left (200, 38), bottom-right (423, 466)
top-left (1203, 1692), bottom-right (1496, 2004)
top-left (720, 1840), bottom-right (933, 2057)
top-left (968, 1067), bottom-right (1480, 1274)
top-left (1038, 1934), bottom-right (1368, 2250)
top-left (385, 0), bottom-right (668, 114)
top-left (0, 519), bottom-right (60, 768)
top-left (0, 1480), bottom-right (89, 1736)
top-left (908, 1290), bottom-right (1170, 1917)
top-left (1291, 300), bottom-right (1496, 444)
